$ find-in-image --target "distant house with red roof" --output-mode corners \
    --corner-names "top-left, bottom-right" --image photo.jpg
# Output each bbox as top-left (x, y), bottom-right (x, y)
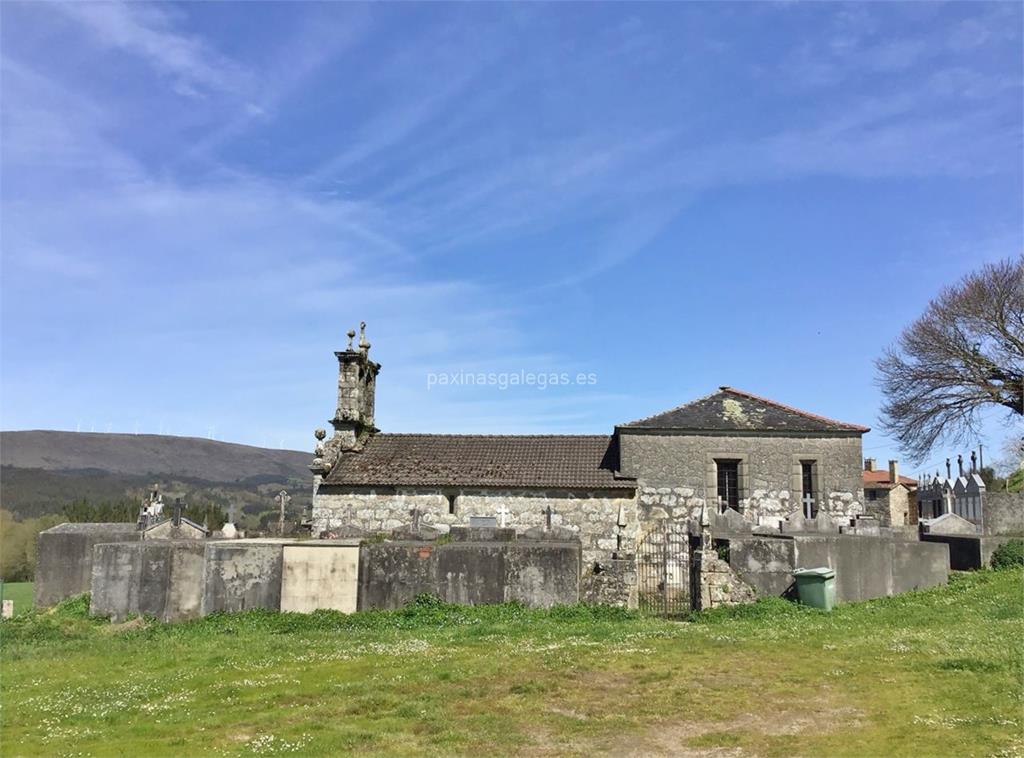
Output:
top-left (863, 458), bottom-right (918, 526)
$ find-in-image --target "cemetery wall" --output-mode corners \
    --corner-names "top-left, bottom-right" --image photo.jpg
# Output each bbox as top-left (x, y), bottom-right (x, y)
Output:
top-left (280, 544), bottom-right (359, 613)
top-left (727, 534), bottom-right (948, 603)
top-left (35, 523), bottom-right (141, 608)
top-left (580, 556), bottom-right (636, 607)
top-left (313, 488), bottom-right (634, 566)
top-left (201, 541), bottom-right (283, 614)
top-left (618, 432), bottom-right (864, 528)
top-left (358, 538), bottom-right (580, 610)
top-left (984, 493), bottom-right (1024, 536)
top-left (920, 533), bottom-right (1020, 570)
top-left (89, 541), bottom-right (205, 622)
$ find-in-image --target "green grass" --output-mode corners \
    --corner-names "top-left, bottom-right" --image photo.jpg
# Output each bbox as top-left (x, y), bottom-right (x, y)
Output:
top-left (0, 582), bottom-right (33, 617)
top-left (1, 571), bottom-right (1022, 757)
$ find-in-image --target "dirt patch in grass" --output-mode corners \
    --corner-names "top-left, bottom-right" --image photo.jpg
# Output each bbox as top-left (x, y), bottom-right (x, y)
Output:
top-left (607, 703), bottom-right (864, 757)
top-left (101, 616), bottom-right (149, 634)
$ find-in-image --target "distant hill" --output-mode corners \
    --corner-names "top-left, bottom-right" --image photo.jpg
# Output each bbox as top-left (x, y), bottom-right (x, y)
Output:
top-left (0, 431), bottom-right (313, 521)
top-left (1, 431), bottom-right (311, 482)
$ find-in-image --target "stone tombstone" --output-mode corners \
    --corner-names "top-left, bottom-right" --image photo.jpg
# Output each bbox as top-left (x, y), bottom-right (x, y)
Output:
top-left (1, 600), bottom-right (12, 619)
top-left (469, 516), bottom-right (498, 528)
top-left (712, 508), bottom-right (749, 534)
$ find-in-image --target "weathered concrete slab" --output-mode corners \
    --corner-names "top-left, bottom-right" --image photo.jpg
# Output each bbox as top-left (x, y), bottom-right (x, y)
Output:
top-left (984, 492), bottom-right (1024, 536)
top-left (201, 541), bottom-right (283, 614)
top-left (892, 540), bottom-right (949, 594)
top-left (35, 523), bottom-right (141, 608)
top-left (922, 513), bottom-right (979, 535)
top-left (90, 541), bottom-right (205, 622)
top-left (450, 526), bottom-right (517, 542)
top-left (728, 537), bottom-right (795, 597)
top-left (280, 544), bottom-right (359, 613)
top-left (780, 511), bottom-right (838, 534)
top-left (728, 534), bottom-right (948, 603)
top-left (359, 539), bottom-right (580, 610)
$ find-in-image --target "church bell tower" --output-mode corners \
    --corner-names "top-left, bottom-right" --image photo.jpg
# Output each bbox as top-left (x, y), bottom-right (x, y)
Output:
top-left (311, 322), bottom-right (380, 477)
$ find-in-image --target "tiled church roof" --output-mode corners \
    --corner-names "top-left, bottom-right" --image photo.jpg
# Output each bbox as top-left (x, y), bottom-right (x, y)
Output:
top-left (322, 434), bottom-right (635, 491)
top-left (620, 386), bottom-right (869, 434)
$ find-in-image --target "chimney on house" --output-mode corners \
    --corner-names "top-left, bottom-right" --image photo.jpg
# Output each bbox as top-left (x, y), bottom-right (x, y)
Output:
top-left (888, 460), bottom-right (899, 485)
top-left (864, 458), bottom-right (876, 472)
top-left (331, 322), bottom-right (380, 452)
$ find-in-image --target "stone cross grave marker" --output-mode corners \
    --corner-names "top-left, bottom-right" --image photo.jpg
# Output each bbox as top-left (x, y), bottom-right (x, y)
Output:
top-left (802, 492), bottom-right (815, 520)
top-left (275, 490), bottom-right (291, 536)
top-left (496, 504), bottom-right (511, 528)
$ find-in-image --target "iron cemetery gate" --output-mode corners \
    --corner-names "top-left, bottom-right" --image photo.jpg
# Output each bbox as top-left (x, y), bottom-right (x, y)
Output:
top-left (637, 523), bottom-right (696, 617)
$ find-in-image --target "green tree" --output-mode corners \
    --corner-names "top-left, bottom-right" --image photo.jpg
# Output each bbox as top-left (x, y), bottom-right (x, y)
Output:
top-left (0, 509), bottom-right (62, 581)
top-left (62, 498), bottom-right (136, 523)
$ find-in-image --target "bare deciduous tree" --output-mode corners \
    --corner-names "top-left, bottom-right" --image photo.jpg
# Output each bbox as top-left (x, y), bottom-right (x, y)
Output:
top-left (877, 256), bottom-right (1024, 463)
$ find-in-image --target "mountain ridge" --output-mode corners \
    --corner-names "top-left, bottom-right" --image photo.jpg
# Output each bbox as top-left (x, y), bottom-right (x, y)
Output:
top-left (0, 430), bottom-right (312, 483)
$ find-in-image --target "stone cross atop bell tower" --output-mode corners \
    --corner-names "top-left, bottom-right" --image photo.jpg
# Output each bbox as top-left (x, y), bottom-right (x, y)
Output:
top-left (312, 322), bottom-right (381, 477)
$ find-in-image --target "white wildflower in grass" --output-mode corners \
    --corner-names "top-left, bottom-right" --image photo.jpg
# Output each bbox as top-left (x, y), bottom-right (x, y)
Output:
top-left (245, 733), bottom-right (312, 755)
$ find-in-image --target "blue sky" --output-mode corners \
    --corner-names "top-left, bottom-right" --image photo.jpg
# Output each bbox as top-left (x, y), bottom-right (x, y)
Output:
top-left (2, 2), bottom-right (1021, 474)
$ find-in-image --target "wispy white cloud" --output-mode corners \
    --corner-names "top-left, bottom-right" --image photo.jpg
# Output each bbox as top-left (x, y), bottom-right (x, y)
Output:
top-left (2, 2), bottom-right (1019, 445)
top-left (53, 1), bottom-right (251, 98)
top-left (185, 6), bottom-right (372, 160)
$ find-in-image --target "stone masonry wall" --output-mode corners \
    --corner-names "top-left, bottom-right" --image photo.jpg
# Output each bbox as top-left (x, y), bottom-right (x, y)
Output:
top-left (313, 488), bottom-right (636, 566)
top-left (693, 548), bottom-right (757, 611)
top-left (618, 432), bottom-right (864, 528)
top-left (984, 492), bottom-right (1024, 536)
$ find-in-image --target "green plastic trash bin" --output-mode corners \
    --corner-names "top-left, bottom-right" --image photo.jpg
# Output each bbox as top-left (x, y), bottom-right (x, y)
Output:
top-left (793, 567), bottom-right (836, 611)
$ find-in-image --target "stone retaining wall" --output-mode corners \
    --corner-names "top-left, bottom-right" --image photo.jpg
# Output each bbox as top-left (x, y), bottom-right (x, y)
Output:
top-left (312, 487), bottom-right (634, 566)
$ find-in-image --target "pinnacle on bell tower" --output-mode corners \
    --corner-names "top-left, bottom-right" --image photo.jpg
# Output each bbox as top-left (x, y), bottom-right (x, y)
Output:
top-left (311, 322), bottom-right (381, 476)
top-left (333, 320), bottom-right (380, 447)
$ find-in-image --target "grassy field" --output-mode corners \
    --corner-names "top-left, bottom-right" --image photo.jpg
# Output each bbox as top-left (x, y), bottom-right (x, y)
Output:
top-left (1, 570), bottom-right (1021, 758)
top-left (0, 583), bottom-right (32, 617)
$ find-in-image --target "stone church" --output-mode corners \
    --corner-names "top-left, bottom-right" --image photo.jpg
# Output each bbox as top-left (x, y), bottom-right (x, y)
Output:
top-left (310, 326), bottom-right (868, 565)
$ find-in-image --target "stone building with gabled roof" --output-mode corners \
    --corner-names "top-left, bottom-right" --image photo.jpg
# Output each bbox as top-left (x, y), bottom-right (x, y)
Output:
top-left (617, 387), bottom-right (868, 528)
top-left (862, 458), bottom-right (918, 527)
top-left (309, 329), bottom-right (869, 565)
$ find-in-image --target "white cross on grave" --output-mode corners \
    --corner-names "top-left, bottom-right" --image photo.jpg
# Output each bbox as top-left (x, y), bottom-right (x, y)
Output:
top-left (802, 492), bottom-right (816, 519)
top-left (496, 505), bottom-right (511, 528)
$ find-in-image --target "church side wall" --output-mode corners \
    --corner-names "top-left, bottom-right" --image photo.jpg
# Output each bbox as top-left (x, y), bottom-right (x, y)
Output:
top-left (618, 432), bottom-right (864, 528)
top-left (312, 488), bottom-right (636, 566)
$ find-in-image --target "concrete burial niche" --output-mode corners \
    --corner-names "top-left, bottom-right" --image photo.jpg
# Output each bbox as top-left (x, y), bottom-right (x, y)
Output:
top-left (280, 543), bottom-right (360, 613)
top-left (727, 534), bottom-right (949, 603)
top-left (35, 523), bottom-right (142, 608)
top-left (90, 541), bottom-right (205, 623)
top-left (201, 541), bottom-right (284, 614)
top-left (358, 535), bottom-right (581, 610)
